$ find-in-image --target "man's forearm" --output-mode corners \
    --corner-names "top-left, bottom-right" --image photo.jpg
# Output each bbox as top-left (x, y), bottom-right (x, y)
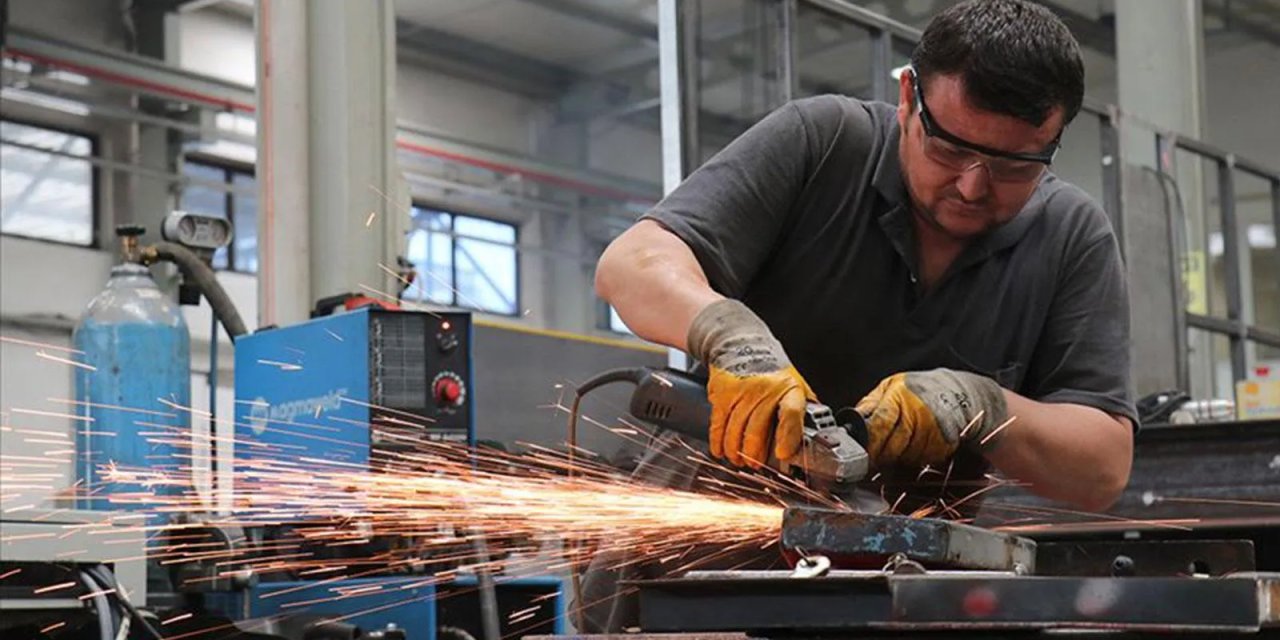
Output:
top-left (595, 220), bottom-right (723, 349)
top-left (984, 391), bottom-right (1133, 512)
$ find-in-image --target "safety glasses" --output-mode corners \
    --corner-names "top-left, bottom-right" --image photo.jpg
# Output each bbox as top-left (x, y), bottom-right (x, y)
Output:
top-left (910, 67), bottom-right (1060, 183)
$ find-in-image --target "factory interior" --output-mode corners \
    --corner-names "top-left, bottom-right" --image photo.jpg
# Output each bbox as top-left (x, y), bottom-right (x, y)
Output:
top-left (2, 0), bottom-right (1280, 638)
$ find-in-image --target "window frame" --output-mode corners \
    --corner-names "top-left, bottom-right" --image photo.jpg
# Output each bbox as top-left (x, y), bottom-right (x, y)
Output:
top-left (181, 153), bottom-right (257, 274)
top-left (407, 202), bottom-right (521, 317)
top-left (0, 117), bottom-right (101, 249)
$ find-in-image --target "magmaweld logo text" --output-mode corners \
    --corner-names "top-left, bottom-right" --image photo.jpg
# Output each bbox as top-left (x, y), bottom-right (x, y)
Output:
top-left (247, 388), bottom-right (348, 435)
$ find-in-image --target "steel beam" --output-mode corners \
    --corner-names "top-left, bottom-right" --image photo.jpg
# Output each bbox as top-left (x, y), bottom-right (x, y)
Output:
top-left (778, 0), bottom-right (798, 102)
top-left (635, 571), bottom-right (1280, 634)
top-left (1099, 109), bottom-right (1124, 252)
top-left (982, 418), bottom-right (1280, 529)
top-left (658, 0), bottom-right (698, 372)
top-left (2, 28), bottom-right (662, 205)
top-left (1274, 179), bottom-right (1280, 316)
top-left (1157, 133), bottom-right (1193, 392)
top-left (1218, 158), bottom-right (1248, 381)
top-left (518, 0), bottom-right (657, 42)
top-left (394, 19), bottom-right (575, 100)
top-left (4, 25), bottom-right (255, 112)
top-left (870, 29), bottom-right (892, 103)
top-left (800, 0), bottom-right (921, 41)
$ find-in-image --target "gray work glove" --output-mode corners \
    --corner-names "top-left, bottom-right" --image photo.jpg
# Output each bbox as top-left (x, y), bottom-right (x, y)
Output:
top-left (855, 368), bottom-right (1008, 469)
top-left (686, 299), bottom-right (816, 467)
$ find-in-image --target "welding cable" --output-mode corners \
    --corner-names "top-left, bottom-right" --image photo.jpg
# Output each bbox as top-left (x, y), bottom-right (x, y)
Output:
top-left (82, 565), bottom-right (165, 640)
top-left (564, 367), bottom-right (653, 631)
top-left (78, 570), bottom-right (117, 640)
top-left (438, 626), bottom-right (478, 640)
top-left (143, 241), bottom-right (249, 340)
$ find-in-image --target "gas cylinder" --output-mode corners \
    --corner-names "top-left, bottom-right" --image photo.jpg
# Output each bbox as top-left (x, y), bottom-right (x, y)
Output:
top-left (73, 226), bottom-right (191, 511)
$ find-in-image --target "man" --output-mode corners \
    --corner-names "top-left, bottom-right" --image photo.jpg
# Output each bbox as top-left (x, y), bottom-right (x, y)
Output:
top-left (597, 0), bottom-right (1135, 514)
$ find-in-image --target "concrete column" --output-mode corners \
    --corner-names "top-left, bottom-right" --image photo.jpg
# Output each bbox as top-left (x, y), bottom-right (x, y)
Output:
top-left (1116, 1), bottom-right (1206, 154)
top-left (255, 0), bottom-right (311, 327)
top-left (256, 0), bottom-right (404, 327)
top-left (1116, 1), bottom-right (1214, 396)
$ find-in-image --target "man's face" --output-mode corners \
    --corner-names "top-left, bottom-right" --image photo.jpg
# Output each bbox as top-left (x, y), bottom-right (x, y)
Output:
top-left (896, 70), bottom-right (1065, 241)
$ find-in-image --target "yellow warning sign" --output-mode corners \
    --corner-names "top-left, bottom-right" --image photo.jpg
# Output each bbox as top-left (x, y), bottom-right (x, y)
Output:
top-left (1237, 379), bottom-right (1280, 420)
top-left (1182, 250), bottom-right (1208, 315)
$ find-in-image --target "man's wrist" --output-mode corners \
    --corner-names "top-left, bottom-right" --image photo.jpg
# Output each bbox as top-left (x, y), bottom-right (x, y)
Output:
top-left (686, 299), bottom-right (789, 373)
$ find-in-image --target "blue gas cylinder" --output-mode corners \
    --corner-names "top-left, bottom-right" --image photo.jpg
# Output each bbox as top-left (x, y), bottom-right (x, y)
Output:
top-left (73, 262), bottom-right (191, 511)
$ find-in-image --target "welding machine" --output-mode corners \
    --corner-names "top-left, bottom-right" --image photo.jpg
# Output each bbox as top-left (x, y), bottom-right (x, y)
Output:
top-left (234, 307), bottom-right (474, 467)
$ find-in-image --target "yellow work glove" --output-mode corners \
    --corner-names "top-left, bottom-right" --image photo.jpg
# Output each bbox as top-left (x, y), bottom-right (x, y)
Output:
top-left (856, 368), bottom-right (1008, 470)
top-left (686, 299), bottom-right (815, 468)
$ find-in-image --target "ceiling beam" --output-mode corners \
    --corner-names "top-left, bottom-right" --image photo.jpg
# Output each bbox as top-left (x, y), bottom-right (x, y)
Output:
top-left (1036, 1), bottom-right (1116, 57)
top-left (1203, 0), bottom-right (1280, 48)
top-left (517, 0), bottom-right (658, 42)
top-left (395, 19), bottom-right (577, 100)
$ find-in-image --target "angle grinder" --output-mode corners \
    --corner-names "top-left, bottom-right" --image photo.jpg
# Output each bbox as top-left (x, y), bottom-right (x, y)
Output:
top-left (571, 367), bottom-right (871, 488)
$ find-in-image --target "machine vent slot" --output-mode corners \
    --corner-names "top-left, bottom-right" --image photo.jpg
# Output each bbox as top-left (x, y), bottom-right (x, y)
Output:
top-left (370, 314), bottom-right (428, 411)
top-left (645, 400), bottom-right (672, 421)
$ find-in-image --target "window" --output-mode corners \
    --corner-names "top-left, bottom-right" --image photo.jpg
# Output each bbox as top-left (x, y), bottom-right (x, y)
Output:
top-left (179, 159), bottom-right (258, 273)
top-left (405, 206), bottom-right (518, 315)
top-left (1, 120), bottom-right (95, 246)
top-left (608, 306), bottom-right (634, 335)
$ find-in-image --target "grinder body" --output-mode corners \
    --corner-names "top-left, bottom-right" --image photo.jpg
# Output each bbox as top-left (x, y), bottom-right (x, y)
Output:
top-left (625, 367), bottom-right (871, 486)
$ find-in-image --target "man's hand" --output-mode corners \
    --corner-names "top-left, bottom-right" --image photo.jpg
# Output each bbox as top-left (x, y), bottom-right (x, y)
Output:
top-left (856, 369), bottom-right (1008, 469)
top-left (687, 299), bottom-right (815, 467)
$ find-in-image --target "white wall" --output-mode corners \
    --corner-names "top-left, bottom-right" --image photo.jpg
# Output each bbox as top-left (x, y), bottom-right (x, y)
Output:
top-left (173, 8), bottom-right (257, 86)
top-left (1205, 40), bottom-right (1280, 169)
top-left (398, 68), bottom-right (549, 156)
top-left (588, 120), bottom-right (663, 186)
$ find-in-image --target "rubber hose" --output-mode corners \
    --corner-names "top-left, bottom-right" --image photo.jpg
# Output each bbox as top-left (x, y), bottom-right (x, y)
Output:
top-left (147, 241), bottom-right (249, 340)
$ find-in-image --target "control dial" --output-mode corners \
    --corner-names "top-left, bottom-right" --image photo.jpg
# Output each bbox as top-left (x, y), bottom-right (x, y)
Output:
top-left (436, 329), bottom-right (459, 354)
top-left (432, 371), bottom-right (466, 409)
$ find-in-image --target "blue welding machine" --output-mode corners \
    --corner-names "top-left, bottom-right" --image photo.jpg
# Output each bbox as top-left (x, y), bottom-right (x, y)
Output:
top-left (234, 308), bottom-right (474, 466)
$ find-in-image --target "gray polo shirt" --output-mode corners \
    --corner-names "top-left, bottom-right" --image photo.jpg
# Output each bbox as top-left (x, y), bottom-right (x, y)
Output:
top-left (644, 95), bottom-right (1137, 427)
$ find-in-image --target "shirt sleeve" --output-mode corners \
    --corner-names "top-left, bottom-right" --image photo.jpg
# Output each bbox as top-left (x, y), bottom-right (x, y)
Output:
top-left (640, 101), bottom-right (814, 298)
top-left (1024, 198), bottom-right (1139, 428)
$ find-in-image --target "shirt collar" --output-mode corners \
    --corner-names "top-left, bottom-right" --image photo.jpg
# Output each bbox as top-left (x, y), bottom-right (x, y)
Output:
top-left (871, 118), bottom-right (907, 205)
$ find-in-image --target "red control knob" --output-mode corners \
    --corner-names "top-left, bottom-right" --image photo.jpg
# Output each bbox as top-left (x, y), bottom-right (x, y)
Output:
top-left (434, 377), bottom-right (462, 405)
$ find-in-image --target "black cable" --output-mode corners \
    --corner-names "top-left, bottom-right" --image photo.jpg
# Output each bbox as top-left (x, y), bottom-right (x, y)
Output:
top-left (145, 241), bottom-right (249, 340)
top-left (83, 565), bottom-right (166, 640)
top-left (566, 368), bottom-right (650, 459)
top-left (1144, 165), bottom-right (1193, 391)
top-left (563, 367), bottom-right (651, 632)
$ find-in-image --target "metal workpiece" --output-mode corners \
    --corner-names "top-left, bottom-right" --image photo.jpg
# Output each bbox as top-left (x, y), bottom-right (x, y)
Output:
top-left (634, 571), bottom-right (1280, 635)
top-left (981, 418), bottom-right (1280, 529)
top-left (780, 507), bottom-right (1036, 573)
top-left (1036, 539), bottom-right (1256, 577)
top-left (887, 573), bottom-right (1280, 632)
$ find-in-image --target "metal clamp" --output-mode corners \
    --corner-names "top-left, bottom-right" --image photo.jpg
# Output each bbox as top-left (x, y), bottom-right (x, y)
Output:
top-left (882, 552), bottom-right (927, 575)
top-left (791, 554), bottom-right (831, 579)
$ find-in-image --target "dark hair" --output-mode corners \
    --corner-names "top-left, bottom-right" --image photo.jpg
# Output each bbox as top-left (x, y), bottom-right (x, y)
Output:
top-left (911, 0), bottom-right (1085, 127)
